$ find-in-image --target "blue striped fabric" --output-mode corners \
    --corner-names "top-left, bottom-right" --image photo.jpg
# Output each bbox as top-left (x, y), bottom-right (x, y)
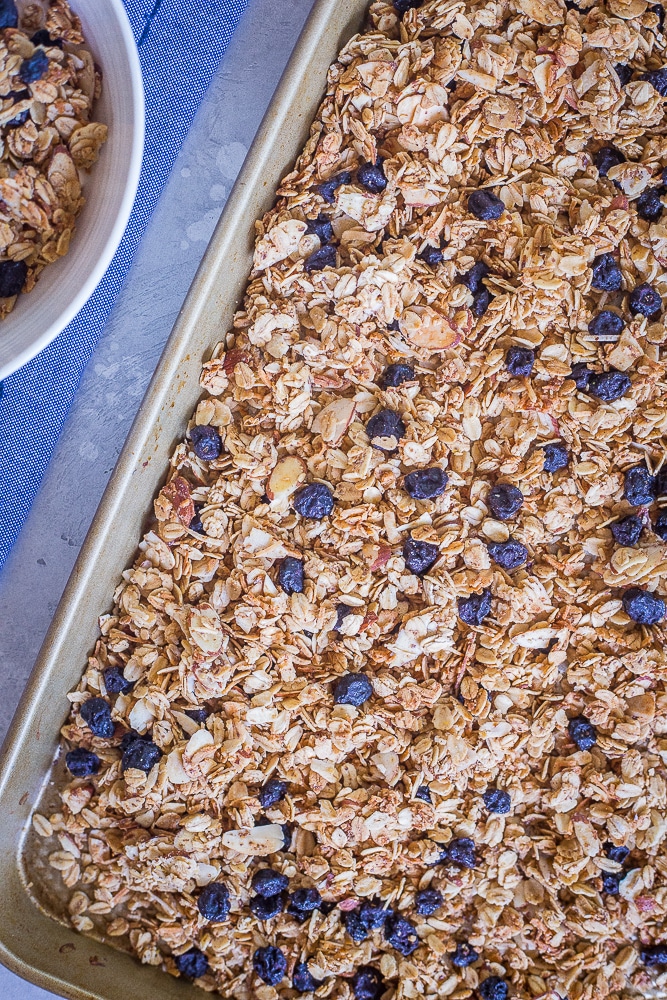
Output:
top-left (0, 0), bottom-right (250, 569)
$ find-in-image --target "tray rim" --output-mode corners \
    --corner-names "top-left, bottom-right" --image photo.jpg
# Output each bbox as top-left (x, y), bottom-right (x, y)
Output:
top-left (0, 0), bottom-right (367, 996)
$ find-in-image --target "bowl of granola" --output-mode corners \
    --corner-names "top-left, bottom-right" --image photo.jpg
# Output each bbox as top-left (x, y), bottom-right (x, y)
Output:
top-left (0, 0), bottom-right (144, 380)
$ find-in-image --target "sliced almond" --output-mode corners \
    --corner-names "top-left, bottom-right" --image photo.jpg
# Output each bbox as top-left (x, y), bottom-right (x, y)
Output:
top-left (266, 455), bottom-right (308, 502)
top-left (221, 824), bottom-right (285, 856)
top-left (311, 398), bottom-right (357, 445)
top-left (400, 306), bottom-right (463, 351)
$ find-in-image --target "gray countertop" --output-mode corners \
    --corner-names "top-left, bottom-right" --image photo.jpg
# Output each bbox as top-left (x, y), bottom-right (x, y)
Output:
top-left (0, 0), bottom-right (315, 994)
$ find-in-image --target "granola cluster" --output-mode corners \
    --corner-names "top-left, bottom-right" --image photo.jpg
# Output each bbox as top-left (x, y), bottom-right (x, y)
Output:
top-left (0, 0), bottom-right (107, 316)
top-left (31, 0), bottom-right (667, 998)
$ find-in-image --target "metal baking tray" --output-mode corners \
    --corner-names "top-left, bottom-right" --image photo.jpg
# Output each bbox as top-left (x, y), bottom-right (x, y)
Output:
top-left (0, 1), bottom-right (367, 996)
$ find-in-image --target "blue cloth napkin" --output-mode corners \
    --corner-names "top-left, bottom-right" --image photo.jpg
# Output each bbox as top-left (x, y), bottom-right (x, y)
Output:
top-left (0, 0), bottom-right (250, 569)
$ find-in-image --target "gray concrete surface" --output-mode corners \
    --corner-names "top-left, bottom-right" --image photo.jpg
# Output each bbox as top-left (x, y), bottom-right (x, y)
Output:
top-left (0, 0), bottom-right (315, 995)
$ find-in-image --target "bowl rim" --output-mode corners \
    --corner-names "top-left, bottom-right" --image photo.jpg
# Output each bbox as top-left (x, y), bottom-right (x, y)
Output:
top-left (0, 0), bottom-right (146, 382)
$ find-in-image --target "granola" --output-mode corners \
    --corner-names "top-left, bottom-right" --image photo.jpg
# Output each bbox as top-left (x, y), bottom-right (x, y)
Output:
top-left (29, 0), bottom-right (667, 998)
top-left (0, 0), bottom-right (107, 315)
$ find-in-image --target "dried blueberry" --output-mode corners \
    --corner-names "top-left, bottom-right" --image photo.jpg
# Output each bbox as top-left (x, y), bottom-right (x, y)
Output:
top-left (278, 556), bottom-right (304, 595)
top-left (471, 287), bottom-right (491, 317)
top-left (644, 67), bottom-right (667, 97)
top-left (587, 370), bottom-right (631, 402)
top-left (602, 872), bottom-right (622, 895)
top-left (175, 948), bottom-right (209, 979)
top-left (65, 748), bottom-right (100, 777)
top-left (5, 91), bottom-right (30, 128)
top-left (604, 842), bottom-right (630, 864)
top-left (197, 882), bottom-right (230, 922)
top-left (293, 962), bottom-right (321, 992)
top-left (460, 260), bottom-right (489, 292)
top-left (629, 282), bottom-right (662, 316)
top-left (487, 483), bottom-right (524, 520)
top-left (568, 715), bottom-right (597, 751)
top-left (190, 425), bottom-right (222, 461)
top-left (403, 536), bottom-right (439, 576)
top-left (543, 442), bottom-right (569, 472)
top-left (344, 909), bottom-right (370, 943)
top-left (249, 892), bottom-right (285, 919)
top-left (468, 189), bottom-right (505, 221)
top-left (656, 468), bottom-right (667, 496)
top-left (452, 942), bottom-right (479, 968)
top-left (121, 738), bottom-right (162, 773)
top-left (637, 186), bottom-right (665, 223)
top-left (305, 244), bottom-right (337, 272)
top-left (404, 467), bottom-right (448, 500)
top-left (588, 310), bottom-right (624, 340)
top-left (655, 511), bottom-right (667, 539)
top-left (447, 837), bottom-right (477, 868)
top-left (387, 319), bottom-right (400, 331)
top-left (505, 346), bottom-right (534, 376)
top-left (624, 465), bottom-right (656, 506)
top-left (352, 966), bottom-right (384, 1000)
top-left (305, 213), bottom-right (334, 242)
top-left (614, 63), bottom-right (632, 87)
top-left (288, 888), bottom-right (321, 915)
top-left (189, 504), bottom-right (204, 534)
top-left (483, 788), bottom-right (511, 814)
top-left (357, 160), bottom-right (387, 193)
top-left (0, 260), bottom-right (27, 298)
top-left (590, 253), bottom-right (622, 291)
top-left (418, 243), bottom-right (443, 266)
top-left (487, 539), bottom-right (528, 570)
top-left (103, 666), bottom-right (133, 695)
top-left (184, 707), bottom-right (209, 724)
top-left (384, 912), bottom-right (420, 955)
top-left (318, 170), bottom-right (351, 203)
top-left (333, 673), bottom-right (373, 707)
top-left (366, 408), bottom-right (405, 450)
top-left (642, 944), bottom-right (667, 967)
top-left (80, 697), bottom-right (114, 739)
top-left (570, 362), bottom-right (592, 391)
top-left (415, 784), bottom-right (432, 802)
top-left (393, 0), bottom-right (422, 11)
top-left (623, 586), bottom-right (666, 624)
top-left (251, 867), bottom-right (289, 898)
top-left (358, 900), bottom-right (388, 930)
top-left (0, 0), bottom-right (18, 28)
top-left (479, 977), bottom-right (508, 1000)
top-left (293, 482), bottom-right (334, 519)
top-left (415, 888), bottom-right (443, 916)
top-left (31, 29), bottom-right (62, 48)
top-left (253, 945), bottom-right (287, 986)
top-left (611, 515), bottom-right (643, 546)
top-left (333, 604), bottom-right (354, 632)
top-left (380, 362), bottom-right (415, 388)
top-left (458, 590), bottom-right (492, 626)
top-left (594, 146), bottom-right (625, 177)
top-left (19, 50), bottom-right (49, 84)
top-left (259, 778), bottom-right (287, 808)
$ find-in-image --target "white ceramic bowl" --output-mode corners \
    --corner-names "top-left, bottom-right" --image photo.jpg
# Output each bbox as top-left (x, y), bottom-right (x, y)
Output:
top-left (0, 0), bottom-right (144, 380)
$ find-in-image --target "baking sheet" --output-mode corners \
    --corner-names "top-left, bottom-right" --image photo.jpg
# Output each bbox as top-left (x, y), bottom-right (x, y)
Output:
top-left (0, 1), bottom-right (367, 996)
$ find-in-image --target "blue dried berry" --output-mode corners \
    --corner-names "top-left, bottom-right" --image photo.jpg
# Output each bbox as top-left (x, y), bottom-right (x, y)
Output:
top-left (594, 146), bottom-right (625, 177)
top-left (305, 213), bottom-right (334, 242)
top-left (655, 469), bottom-right (667, 496)
top-left (31, 29), bottom-right (62, 48)
top-left (604, 842), bottom-right (630, 864)
top-left (587, 370), bottom-right (631, 402)
top-left (357, 160), bottom-right (387, 193)
top-left (487, 483), bottom-right (524, 520)
top-left (251, 867), bottom-right (288, 898)
top-left (305, 244), bottom-right (337, 272)
top-left (568, 715), bottom-right (597, 751)
top-left (384, 912), bottom-right (420, 955)
top-left (189, 504), bottom-right (204, 533)
top-left (471, 287), bottom-right (491, 317)
top-left (344, 909), bottom-right (370, 943)
top-left (458, 590), bottom-right (492, 626)
top-left (288, 888), bottom-right (321, 915)
top-left (293, 482), bottom-right (334, 519)
top-left (0, 0), bottom-right (18, 28)
top-left (394, 0), bottom-right (423, 11)
top-left (253, 945), bottom-right (287, 986)
top-left (333, 604), bottom-right (353, 632)
top-left (447, 837), bottom-right (477, 868)
top-left (103, 666), bottom-right (133, 695)
top-left (249, 892), bottom-right (285, 919)
top-left (602, 872), bottom-right (622, 895)
top-left (623, 587), bottom-right (666, 624)
top-left (642, 945), bottom-right (667, 966)
top-left (483, 788), bottom-right (511, 814)
top-left (259, 778), bottom-right (287, 808)
top-left (418, 243), bottom-right (443, 266)
top-left (5, 90), bottom-right (30, 128)
top-left (654, 512), bottom-right (667, 539)
top-left (65, 748), bottom-right (100, 777)
top-left (590, 253), bottom-right (622, 291)
top-left (278, 556), bottom-right (304, 594)
top-left (175, 947), bottom-right (209, 979)
top-left (318, 171), bottom-right (351, 203)
top-left (352, 965), bottom-right (384, 1000)
top-left (487, 539), bottom-right (528, 570)
top-left (479, 977), bottom-right (508, 1000)
top-left (197, 882), bottom-right (230, 922)
top-left (404, 467), bottom-right (448, 500)
top-left (644, 67), bottom-right (667, 96)
top-left (387, 319), bottom-right (401, 331)
top-left (190, 425), bottom-right (222, 461)
top-left (588, 310), bottom-right (624, 340)
top-left (333, 673), bottom-right (373, 707)
top-left (611, 515), bottom-right (643, 546)
top-left (121, 737), bottom-right (162, 773)
top-left (80, 698), bottom-right (114, 738)
top-left (415, 784), bottom-right (431, 802)
top-left (570, 362), bottom-right (592, 391)
top-left (460, 260), bottom-right (489, 292)
top-left (184, 707), bottom-right (209, 724)
top-left (366, 408), bottom-right (405, 450)
top-left (468, 189), bottom-right (505, 221)
top-left (358, 900), bottom-right (388, 930)
top-left (637, 186), bottom-right (665, 223)
top-left (629, 282), bottom-right (662, 316)
top-left (403, 536), bottom-right (439, 575)
top-left (415, 888), bottom-right (443, 916)
top-left (0, 260), bottom-right (27, 298)
top-left (505, 346), bottom-right (535, 376)
top-left (624, 465), bottom-right (656, 506)
top-left (293, 962), bottom-right (321, 992)
top-left (543, 442), bottom-right (569, 472)
top-left (452, 942), bottom-right (479, 967)
top-left (380, 362), bottom-right (415, 388)
top-left (19, 50), bottom-right (49, 84)
top-left (614, 63), bottom-right (632, 87)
